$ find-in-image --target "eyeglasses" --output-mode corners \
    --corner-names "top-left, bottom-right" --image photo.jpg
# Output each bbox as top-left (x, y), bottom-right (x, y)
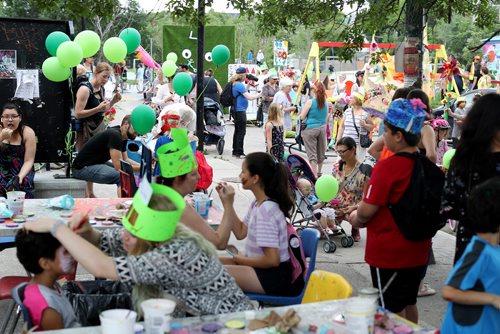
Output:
top-left (474, 58), bottom-right (481, 61)
top-left (1, 115), bottom-right (19, 120)
top-left (336, 148), bottom-right (351, 155)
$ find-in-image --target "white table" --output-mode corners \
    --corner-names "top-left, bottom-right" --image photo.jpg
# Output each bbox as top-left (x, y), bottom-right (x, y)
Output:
top-left (39, 299), bottom-right (426, 334)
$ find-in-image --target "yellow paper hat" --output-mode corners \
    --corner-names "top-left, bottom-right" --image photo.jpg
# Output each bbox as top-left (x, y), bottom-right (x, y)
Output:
top-left (353, 92), bottom-right (365, 102)
top-left (156, 128), bottom-right (197, 178)
top-left (122, 182), bottom-right (186, 242)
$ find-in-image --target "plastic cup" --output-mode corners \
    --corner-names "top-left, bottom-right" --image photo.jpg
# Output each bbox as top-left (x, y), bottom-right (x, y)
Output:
top-left (141, 298), bottom-right (176, 334)
top-left (193, 192), bottom-right (210, 218)
top-left (6, 191), bottom-right (25, 216)
top-left (99, 309), bottom-right (137, 334)
top-left (358, 287), bottom-right (380, 303)
top-left (344, 297), bottom-right (377, 334)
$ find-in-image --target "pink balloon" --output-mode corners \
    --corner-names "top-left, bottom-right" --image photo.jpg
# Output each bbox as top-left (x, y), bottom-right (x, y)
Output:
top-left (135, 45), bottom-right (160, 69)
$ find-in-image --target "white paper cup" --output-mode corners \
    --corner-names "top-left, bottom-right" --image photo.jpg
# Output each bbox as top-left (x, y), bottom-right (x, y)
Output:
top-left (344, 297), bottom-right (377, 334)
top-left (141, 299), bottom-right (176, 334)
top-left (6, 191), bottom-right (25, 216)
top-left (99, 309), bottom-right (137, 334)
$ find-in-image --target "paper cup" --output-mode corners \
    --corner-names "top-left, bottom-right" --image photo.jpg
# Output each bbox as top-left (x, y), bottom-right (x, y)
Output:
top-left (194, 198), bottom-right (210, 218)
top-left (99, 309), bottom-right (137, 334)
top-left (141, 299), bottom-right (176, 334)
top-left (344, 297), bottom-right (377, 334)
top-left (6, 191), bottom-right (25, 216)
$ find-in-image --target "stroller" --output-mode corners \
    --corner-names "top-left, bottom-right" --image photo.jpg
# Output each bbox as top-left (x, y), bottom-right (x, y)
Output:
top-left (285, 154), bottom-right (354, 253)
top-left (203, 97), bottom-right (226, 155)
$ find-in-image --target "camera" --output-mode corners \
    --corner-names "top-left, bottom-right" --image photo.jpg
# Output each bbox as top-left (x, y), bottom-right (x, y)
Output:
top-left (246, 73), bottom-right (259, 81)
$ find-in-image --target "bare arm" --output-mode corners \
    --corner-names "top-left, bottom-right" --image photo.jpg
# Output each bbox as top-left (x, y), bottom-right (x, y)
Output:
top-left (336, 119), bottom-right (345, 142)
top-left (40, 308), bottom-right (64, 331)
top-left (18, 126), bottom-right (36, 181)
top-left (110, 148), bottom-right (122, 171)
top-left (349, 201), bottom-right (379, 228)
top-left (420, 124), bottom-right (437, 163)
top-left (242, 92), bottom-right (261, 101)
top-left (121, 151), bottom-right (140, 172)
top-left (265, 122), bottom-right (273, 152)
top-left (442, 286), bottom-right (500, 309)
top-left (180, 203), bottom-right (233, 250)
top-left (361, 116), bottom-right (375, 132)
top-left (217, 183), bottom-right (248, 240)
top-left (300, 100), bottom-right (312, 120)
top-left (215, 79), bottom-right (222, 94)
top-left (233, 247), bottom-right (280, 268)
top-left (368, 136), bottom-right (385, 161)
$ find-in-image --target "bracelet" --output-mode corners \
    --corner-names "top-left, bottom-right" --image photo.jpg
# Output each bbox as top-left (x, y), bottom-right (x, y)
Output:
top-left (50, 219), bottom-right (66, 237)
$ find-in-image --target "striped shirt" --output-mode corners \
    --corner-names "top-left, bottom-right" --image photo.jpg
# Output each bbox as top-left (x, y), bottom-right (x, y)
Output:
top-left (243, 200), bottom-right (289, 261)
top-left (342, 108), bottom-right (369, 145)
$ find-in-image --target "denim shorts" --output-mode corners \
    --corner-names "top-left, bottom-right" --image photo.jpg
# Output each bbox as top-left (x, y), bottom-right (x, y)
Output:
top-left (72, 163), bottom-right (120, 185)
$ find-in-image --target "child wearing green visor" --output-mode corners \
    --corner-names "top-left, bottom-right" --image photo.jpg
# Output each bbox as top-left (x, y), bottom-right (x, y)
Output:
top-left (23, 180), bottom-right (254, 316)
top-left (155, 128), bottom-right (234, 250)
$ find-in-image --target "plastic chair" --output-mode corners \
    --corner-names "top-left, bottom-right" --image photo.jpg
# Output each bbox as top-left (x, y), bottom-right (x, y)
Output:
top-left (245, 228), bottom-right (320, 306)
top-left (301, 270), bottom-right (353, 304)
top-left (0, 276), bottom-right (31, 334)
top-left (11, 282), bottom-right (33, 330)
top-left (140, 141), bottom-right (153, 182)
top-left (126, 140), bottom-right (142, 164)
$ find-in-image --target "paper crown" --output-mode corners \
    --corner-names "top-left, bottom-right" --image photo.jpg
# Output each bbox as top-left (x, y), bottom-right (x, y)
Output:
top-left (385, 98), bottom-right (426, 135)
top-left (156, 128), bottom-right (197, 178)
top-left (352, 92), bottom-right (365, 102)
top-left (122, 182), bottom-right (186, 242)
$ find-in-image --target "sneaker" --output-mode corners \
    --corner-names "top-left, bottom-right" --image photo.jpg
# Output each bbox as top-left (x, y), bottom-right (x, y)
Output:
top-left (351, 228), bottom-right (361, 241)
top-left (418, 283), bottom-right (437, 297)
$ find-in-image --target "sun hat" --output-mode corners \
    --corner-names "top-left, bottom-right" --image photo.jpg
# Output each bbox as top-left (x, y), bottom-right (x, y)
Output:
top-left (385, 98), bottom-right (426, 135)
top-left (236, 67), bottom-right (246, 74)
top-left (269, 72), bottom-right (279, 79)
top-left (122, 181), bottom-right (185, 242)
top-left (156, 128), bottom-right (197, 178)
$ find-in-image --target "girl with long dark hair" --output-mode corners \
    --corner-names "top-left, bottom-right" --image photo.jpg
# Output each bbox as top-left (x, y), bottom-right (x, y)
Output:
top-left (218, 152), bottom-right (304, 296)
top-left (441, 93), bottom-right (500, 263)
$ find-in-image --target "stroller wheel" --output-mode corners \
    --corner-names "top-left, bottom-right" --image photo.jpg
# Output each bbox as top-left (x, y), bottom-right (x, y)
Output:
top-left (341, 236), bottom-right (350, 248)
top-left (217, 139), bottom-right (225, 155)
top-left (347, 236), bottom-right (354, 247)
top-left (323, 241), bottom-right (336, 253)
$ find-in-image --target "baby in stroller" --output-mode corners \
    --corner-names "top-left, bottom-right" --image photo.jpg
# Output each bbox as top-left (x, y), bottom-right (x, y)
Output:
top-left (296, 178), bottom-right (338, 234)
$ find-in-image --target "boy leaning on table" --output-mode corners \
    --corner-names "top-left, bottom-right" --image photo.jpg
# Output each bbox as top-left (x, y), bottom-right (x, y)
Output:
top-left (348, 98), bottom-right (431, 324)
top-left (16, 230), bottom-right (80, 331)
top-left (441, 177), bottom-right (500, 334)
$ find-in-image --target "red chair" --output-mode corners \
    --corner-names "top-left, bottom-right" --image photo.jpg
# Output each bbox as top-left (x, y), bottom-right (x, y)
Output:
top-left (119, 170), bottom-right (134, 198)
top-left (0, 276), bottom-right (32, 334)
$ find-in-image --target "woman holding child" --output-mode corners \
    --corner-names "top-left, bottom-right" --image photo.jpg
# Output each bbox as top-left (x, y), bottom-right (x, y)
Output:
top-left (218, 152), bottom-right (305, 296)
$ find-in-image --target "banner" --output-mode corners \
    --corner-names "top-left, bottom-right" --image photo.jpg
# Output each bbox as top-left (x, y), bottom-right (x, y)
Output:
top-left (273, 40), bottom-right (288, 67)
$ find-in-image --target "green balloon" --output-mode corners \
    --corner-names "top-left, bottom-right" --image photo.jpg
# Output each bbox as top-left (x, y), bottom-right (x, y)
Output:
top-left (315, 175), bottom-right (339, 202)
top-left (211, 45), bottom-right (230, 66)
top-left (56, 41), bottom-right (83, 68)
top-left (131, 105), bottom-right (156, 135)
top-left (166, 52), bottom-right (178, 63)
top-left (172, 72), bottom-right (193, 96)
top-left (162, 60), bottom-right (177, 77)
top-left (119, 28), bottom-right (141, 54)
top-left (307, 70), bottom-right (314, 78)
top-left (442, 148), bottom-right (456, 170)
top-left (45, 31), bottom-right (70, 57)
top-left (42, 57), bottom-right (71, 82)
top-left (103, 37), bottom-right (127, 63)
top-left (74, 30), bottom-right (101, 58)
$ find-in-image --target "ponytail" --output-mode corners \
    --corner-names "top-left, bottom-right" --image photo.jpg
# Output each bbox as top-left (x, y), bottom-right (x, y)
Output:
top-left (245, 152), bottom-right (295, 218)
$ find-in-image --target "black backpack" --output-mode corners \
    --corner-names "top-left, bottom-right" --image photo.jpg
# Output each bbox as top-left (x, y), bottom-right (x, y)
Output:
top-left (388, 152), bottom-right (446, 241)
top-left (220, 82), bottom-right (235, 108)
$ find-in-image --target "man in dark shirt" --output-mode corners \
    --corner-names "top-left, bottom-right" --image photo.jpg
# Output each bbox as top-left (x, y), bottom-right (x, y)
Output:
top-left (463, 55), bottom-right (482, 91)
top-left (72, 115), bottom-right (139, 196)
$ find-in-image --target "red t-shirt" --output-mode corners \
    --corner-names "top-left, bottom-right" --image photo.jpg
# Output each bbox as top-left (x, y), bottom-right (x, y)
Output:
top-left (363, 155), bottom-right (431, 268)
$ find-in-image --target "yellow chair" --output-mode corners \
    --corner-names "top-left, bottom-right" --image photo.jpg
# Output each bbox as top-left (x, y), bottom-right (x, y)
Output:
top-left (301, 270), bottom-right (353, 304)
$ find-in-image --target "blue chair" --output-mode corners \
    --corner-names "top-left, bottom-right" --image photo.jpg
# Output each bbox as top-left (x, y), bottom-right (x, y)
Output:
top-left (11, 282), bottom-right (33, 330)
top-left (246, 228), bottom-right (320, 306)
top-left (0, 236), bottom-right (15, 252)
top-left (126, 140), bottom-right (142, 164)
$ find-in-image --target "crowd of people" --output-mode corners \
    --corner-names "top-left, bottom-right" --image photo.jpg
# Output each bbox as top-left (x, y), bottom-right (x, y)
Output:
top-left (1, 52), bottom-right (499, 333)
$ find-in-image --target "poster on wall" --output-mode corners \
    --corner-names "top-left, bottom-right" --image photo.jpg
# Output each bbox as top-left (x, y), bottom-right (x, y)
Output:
top-left (0, 50), bottom-right (17, 79)
top-left (273, 40), bottom-right (288, 67)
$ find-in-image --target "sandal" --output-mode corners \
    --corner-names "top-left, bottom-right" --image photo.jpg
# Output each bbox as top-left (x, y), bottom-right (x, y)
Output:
top-left (418, 283), bottom-right (436, 297)
top-left (351, 228), bottom-right (361, 242)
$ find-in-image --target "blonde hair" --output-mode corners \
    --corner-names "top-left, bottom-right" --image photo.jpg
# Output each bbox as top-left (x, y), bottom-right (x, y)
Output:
top-left (94, 62), bottom-right (112, 75)
top-left (230, 73), bottom-right (246, 83)
top-left (268, 103), bottom-right (283, 125)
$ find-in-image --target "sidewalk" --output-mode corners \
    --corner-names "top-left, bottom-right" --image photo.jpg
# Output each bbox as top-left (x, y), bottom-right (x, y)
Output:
top-left (0, 91), bottom-right (454, 330)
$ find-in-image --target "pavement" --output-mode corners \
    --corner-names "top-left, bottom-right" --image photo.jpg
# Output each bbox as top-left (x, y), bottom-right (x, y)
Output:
top-left (0, 89), bottom-right (455, 331)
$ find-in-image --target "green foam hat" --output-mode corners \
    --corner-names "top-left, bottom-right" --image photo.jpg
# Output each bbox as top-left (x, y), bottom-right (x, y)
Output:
top-left (156, 128), bottom-right (197, 178)
top-left (122, 182), bottom-right (186, 242)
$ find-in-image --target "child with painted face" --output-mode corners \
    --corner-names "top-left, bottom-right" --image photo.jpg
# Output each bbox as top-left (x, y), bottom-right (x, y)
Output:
top-left (15, 230), bottom-right (79, 331)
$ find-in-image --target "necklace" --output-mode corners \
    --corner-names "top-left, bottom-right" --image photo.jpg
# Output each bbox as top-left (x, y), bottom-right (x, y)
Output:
top-left (342, 161), bottom-right (360, 178)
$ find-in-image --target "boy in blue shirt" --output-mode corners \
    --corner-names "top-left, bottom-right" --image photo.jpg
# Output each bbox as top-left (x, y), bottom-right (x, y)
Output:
top-left (441, 177), bottom-right (500, 333)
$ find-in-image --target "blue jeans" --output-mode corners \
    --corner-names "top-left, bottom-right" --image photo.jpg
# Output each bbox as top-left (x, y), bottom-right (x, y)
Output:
top-left (73, 163), bottom-right (120, 185)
